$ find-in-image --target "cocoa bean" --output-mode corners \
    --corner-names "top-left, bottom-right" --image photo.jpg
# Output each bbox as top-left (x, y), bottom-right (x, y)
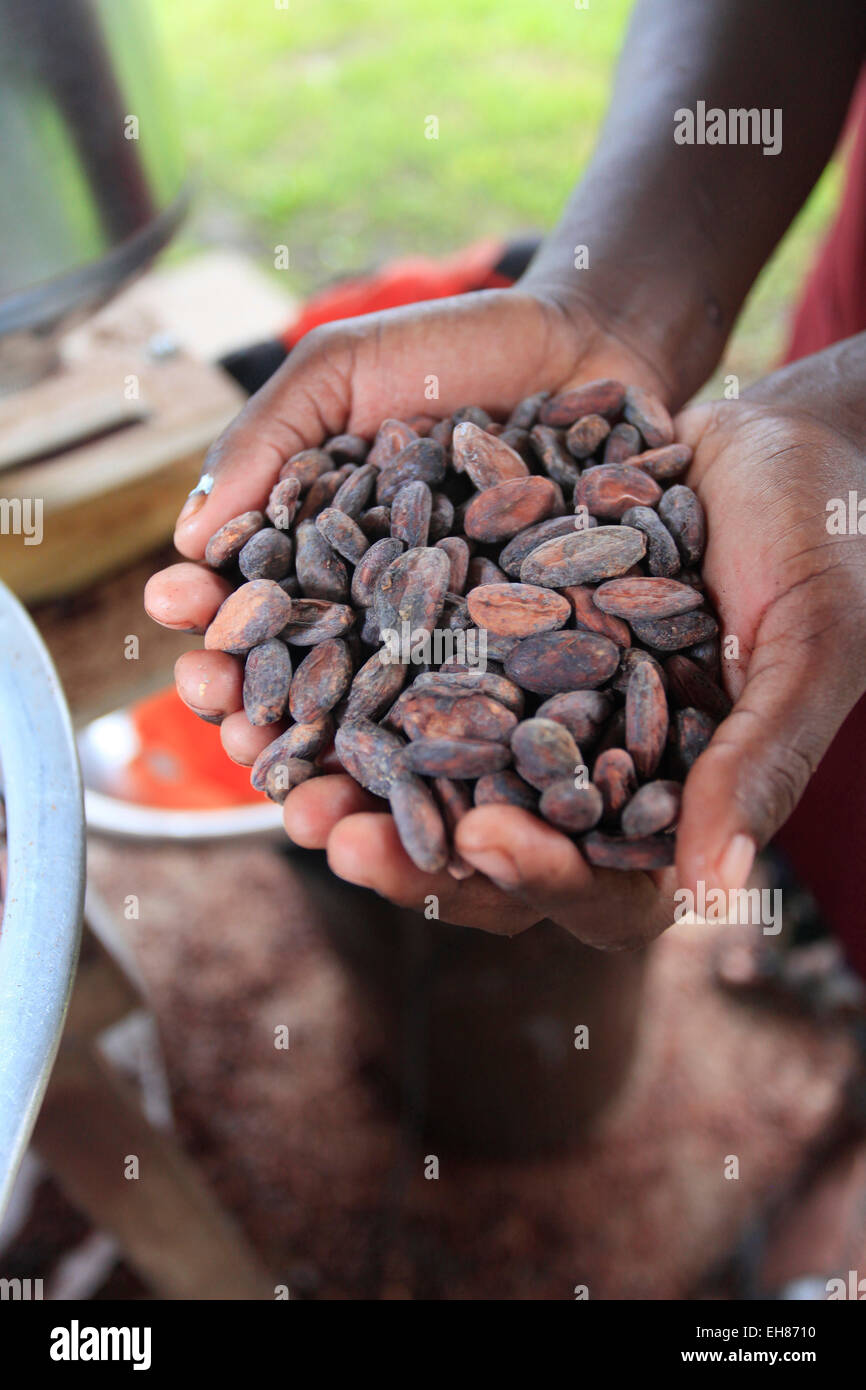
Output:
top-left (519, 524), bottom-right (646, 587)
top-left (435, 536), bottom-right (470, 593)
top-left (623, 385), bottom-right (674, 449)
top-left (499, 514), bottom-right (585, 577)
top-left (205, 511), bottom-right (265, 569)
top-left (581, 831), bottom-right (675, 869)
top-left (400, 690), bottom-right (517, 743)
top-left (511, 717), bottom-right (582, 790)
top-left (296, 468), bottom-right (350, 523)
top-left (536, 690), bottom-right (613, 745)
top-left (390, 480), bottom-right (433, 548)
top-left (507, 392), bottom-right (549, 431)
top-left (563, 584), bottom-right (631, 647)
top-left (627, 443), bottom-right (692, 482)
top-left (529, 425), bottom-right (581, 491)
top-left (592, 748), bottom-right (637, 824)
top-left (368, 418), bottom-right (417, 469)
top-left (466, 582), bottom-right (571, 638)
top-left (373, 546), bottom-right (451, 636)
top-left (264, 757), bottom-right (320, 805)
top-left (593, 576), bottom-right (703, 620)
top-left (376, 438), bottom-right (446, 503)
top-left (250, 715), bottom-right (332, 790)
top-left (359, 506), bottom-right (392, 540)
top-left (474, 770), bottom-right (539, 811)
top-left (266, 477), bottom-right (302, 531)
top-left (611, 647), bottom-right (667, 695)
top-left (428, 492), bottom-right (455, 542)
top-left (658, 485), bottom-right (706, 565)
top-left (665, 654), bottom-right (732, 721)
top-left (389, 776), bottom-right (449, 873)
top-left (243, 638), bottom-right (292, 725)
top-left (343, 649), bottom-right (407, 722)
top-left (205, 580), bottom-right (293, 654)
top-left (566, 413), bottom-right (611, 459)
top-left (288, 638), bottom-right (353, 722)
top-left (540, 780), bottom-right (603, 833)
top-left (294, 519), bottom-right (350, 602)
top-left (603, 423), bottom-right (641, 464)
top-left (467, 555), bottom-right (508, 587)
top-left (539, 379), bottom-right (626, 427)
top-left (279, 448), bottom-right (332, 490)
top-left (281, 599), bottom-right (356, 646)
top-left (505, 630), bottom-right (620, 694)
top-left (464, 476), bottom-right (559, 543)
top-left (452, 421), bottom-right (529, 488)
top-left (432, 777), bottom-right (476, 879)
top-left (413, 668), bottom-right (524, 716)
top-left (621, 779), bottom-right (681, 838)
top-left (619, 504), bottom-right (681, 576)
top-left (334, 718), bottom-right (406, 797)
top-left (629, 610), bottom-right (718, 652)
top-left (325, 433), bottom-right (369, 465)
top-left (351, 537), bottom-right (405, 608)
top-left (625, 660), bottom-right (668, 778)
top-left (332, 463), bottom-right (378, 518)
top-left (672, 707), bottom-right (715, 774)
top-left (238, 528), bottom-right (293, 581)
top-left (315, 506), bottom-right (370, 565)
top-left (400, 738), bottom-right (512, 778)
top-left (575, 464), bottom-right (662, 520)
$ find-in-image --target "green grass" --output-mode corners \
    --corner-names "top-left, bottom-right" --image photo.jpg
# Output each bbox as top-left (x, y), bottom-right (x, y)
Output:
top-left (152, 0), bottom-right (840, 391)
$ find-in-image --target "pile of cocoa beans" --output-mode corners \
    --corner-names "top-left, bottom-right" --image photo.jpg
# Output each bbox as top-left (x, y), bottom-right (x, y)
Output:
top-left (199, 379), bottom-right (730, 874)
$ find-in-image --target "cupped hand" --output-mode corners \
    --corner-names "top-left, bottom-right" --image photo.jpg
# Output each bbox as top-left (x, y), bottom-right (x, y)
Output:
top-left (143, 285), bottom-right (677, 948)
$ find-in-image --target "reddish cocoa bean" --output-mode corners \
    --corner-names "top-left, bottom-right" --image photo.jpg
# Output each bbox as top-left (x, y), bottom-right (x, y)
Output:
top-left (205, 580), bottom-right (293, 654)
top-left (623, 385), bottom-right (674, 448)
top-left (592, 748), bottom-right (638, 824)
top-left (428, 492), bottom-right (455, 542)
top-left (343, 650), bottom-right (407, 722)
top-left (205, 511), bottom-right (266, 568)
top-left (466, 582), bottom-right (571, 638)
top-left (464, 476), bottom-right (559, 542)
top-left (288, 638), bottom-right (353, 722)
top-left (295, 468), bottom-right (349, 523)
top-left (540, 780), bottom-right (603, 833)
top-left (625, 660), bottom-right (668, 779)
top-left (611, 647), bottom-right (667, 695)
top-left (264, 757), bottom-right (320, 805)
top-left (539, 379), bottom-right (626, 427)
top-left (281, 599), bottom-right (356, 646)
top-left (413, 669), bottom-right (524, 716)
top-left (593, 576), bottom-right (703, 620)
top-left (389, 776), bottom-right (449, 873)
top-left (575, 464), bottom-right (662, 520)
top-left (511, 718), bottom-right (582, 790)
top-left (627, 443), bottom-right (692, 482)
top-left (358, 506), bottom-right (393, 540)
top-left (566, 413), bottom-right (611, 459)
top-left (400, 690), bottom-right (517, 743)
top-left (499, 514), bottom-right (584, 577)
top-left (505, 630), bottom-right (619, 694)
top-left (243, 638), bottom-right (292, 725)
top-left (474, 770), bottom-right (539, 811)
top-left (467, 555), bottom-right (508, 587)
top-left (658, 485), bottom-right (706, 566)
top-left (581, 831), bottom-right (675, 869)
top-left (452, 421), bottom-right (529, 488)
top-left (563, 584), bottom-right (632, 647)
top-left (400, 738), bottom-right (512, 778)
top-left (621, 780), bottom-right (682, 837)
top-left (238, 528), bottom-right (294, 581)
top-left (266, 478), bottom-right (302, 530)
top-left (432, 777), bottom-right (476, 879)
top-left (390, 480), bottom-right (433, 548)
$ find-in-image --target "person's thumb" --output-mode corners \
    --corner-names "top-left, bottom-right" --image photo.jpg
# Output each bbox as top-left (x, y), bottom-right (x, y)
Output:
top-left (173, 324), bottom-right (354, 559)
top-left (675, 586), bottom-right (866, 897)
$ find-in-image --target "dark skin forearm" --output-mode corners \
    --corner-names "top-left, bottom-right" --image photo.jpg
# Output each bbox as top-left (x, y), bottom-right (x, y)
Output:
top-left (522, 0), bottom-right (866, 406)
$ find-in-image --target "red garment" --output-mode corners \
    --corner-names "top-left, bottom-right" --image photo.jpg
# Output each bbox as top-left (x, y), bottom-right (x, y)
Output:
top-left (777, 68), bottom-right (866, 976)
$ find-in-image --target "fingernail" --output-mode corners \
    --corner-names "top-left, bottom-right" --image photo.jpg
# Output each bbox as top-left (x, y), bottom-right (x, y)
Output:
top-left (716, 833), bottom-right (755, 891)
top-left (177, 473), bottom-right (215, 526)
top-left (461, 848), bottom-right (519, 889)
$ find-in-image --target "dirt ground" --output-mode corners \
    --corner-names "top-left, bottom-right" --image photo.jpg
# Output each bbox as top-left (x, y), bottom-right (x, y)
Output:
top-left (4, 836), bottom-right (861, 1301)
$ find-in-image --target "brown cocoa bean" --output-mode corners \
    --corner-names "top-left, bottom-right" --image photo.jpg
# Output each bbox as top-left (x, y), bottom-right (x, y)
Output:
top-left (243, 638), bottom-right (292, 726)
top-left (467, 555), bottom-right (508, 587)
top-left (376, 438), bottom-right (446, 503)
top-left (507, 392), bottom-right (549, 430)
top-left (350, 537), bottom-right (405, 607)
top-left (623, 384), bottom-right (674, 449)
top-left (581, 831), bottom-right (675, 869)
top-left (621, 780), bottom-right (681, 838)
top-left (435, 535), bottom-right (470, 593)
top-left (665, 654), bottom-right (731, 721)
top-left (629, 610), bottom-right (718, 652)
top-left (368, 418), bottom-right (417, 468)
top-left (400, 690), bottom-right (517, 743)
top-left (429, 418), bottom-right (454, 450)
top-left (529, 425), bottom-right (581, 490)
top-left (332, 462), bottom-right (378, 517)
top-left (264, 757), bottom-right (320, 805)
top-left (519, 524), bottom-right (646, 587)
top-left (611, 647), bottom-right (667, 695)
top-left (358, 506), bottom-right (392, 540)
top-left (627, 443), bottom-right (692, 482)
top-left (452, 421), bottom-right (529, 488)
top-left (511, 717), bottom-right (582, 790)
top-left (658, 485), bottom-right (706, 565)
top-left (343, 649), bottom-right (407, 722)
top-left (499, 514), bottom-right (584, 577)
top-left (238, 528), bottom-right (293, 581)
top-left (335, 718), bottom-right (406, 797)
top-left (603, 423), bottom-right (641, 464)
top-left (539, 379), bottom-right (626, 426)
top-left (250, 715), bottom-right (333, 790)
top-left (428, 492), bottom-right (455, 542)
top-left (325, 433), bottom-right (369, 464)
top-left (295, 468), bottom-right (350, 524)
top-left (536, 690), bottom-right (613, 745)
top-left (281, 599), bottom-right (356, 646)
top-left (413, 669), bottom-right (524, 716)
top-left (205, 511), bottom-right (265, 568)
top-left (400, 738), bottom-right (512, 778)
top-left (566, 413), bottom-right (611, 460)
top-left (205, 580), bottom-right (293, 654)
top-left (373, 546), bottom-right (451, 636)
top-left (294, 519), bottom-right (350, 601)
top-left (619, 504), bottom-right (681, 577)
top-left (432, 777), bottom-right (476, 879)
top-left (279, 448), bottom-right (332, 490)
top-left (593, 576), bottom-right (703, 620)
top-left (672, 707), bottom-right (715, 774)
top-left (474, 770), bottom-right (539, 811)
top-left (464, 476), bottom-right (559, 542)
top-left (389, 776), bottom-right (449, 873)
top-left (315, 506), bottom-right (370, 564)
top-left (390, 480), bottom-right (433, 548)
top-left (505, 630), bottom-right (619, 694)
top-left (540, 780), bottom-right (603, 833)
top-left (592, 748), bottom-right (637, 824)
top-left (625, 660), bottom-right (668, 778)
top-left (288, 638), bottom-right (353, 722)
top-left (266, 477), bottom-right (302, 531)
